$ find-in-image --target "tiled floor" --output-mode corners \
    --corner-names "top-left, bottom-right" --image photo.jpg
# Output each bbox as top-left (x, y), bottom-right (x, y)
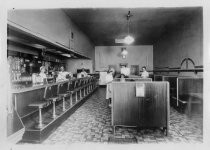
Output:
top-left (42, 88), bottom-right (203, 144)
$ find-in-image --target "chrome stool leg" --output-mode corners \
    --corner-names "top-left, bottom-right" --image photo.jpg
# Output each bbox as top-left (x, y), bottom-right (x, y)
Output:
top-left (84, 88), bottom-right (86, 97)
top-left (80, 90), bottom-right (82, 100)
top-left (62, 97), bottom-right (66, 111)
top-left (37, 107), bottom-right (43, 129)
top-left (76, 91), bottom-right (78, 102)
top-left (70, 93), bottom-right (73, 106)
top-left (52, 99), bottom-right (57, 119)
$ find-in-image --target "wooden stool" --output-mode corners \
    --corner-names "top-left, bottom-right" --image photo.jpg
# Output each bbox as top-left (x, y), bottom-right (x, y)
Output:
top-left (58, 82), bottom-right (70, 112)
top-left (28, 101), bottom-right (48, 129)
top-left (83, 78), bottom-right (87, 97)
top-left (67, 81), bottom-right (72, 107)
top-left (68, 79), bottom-right (78, 105)
top-left (44, 85), bottom-right (59, 119)
top-left (77, 78), bottom-right (82, 101)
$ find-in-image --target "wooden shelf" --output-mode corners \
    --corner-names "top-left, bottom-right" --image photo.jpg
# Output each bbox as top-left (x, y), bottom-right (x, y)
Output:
top-left (152, 68), bottom-right (203, 73)
top-left (144, 68), bottom-right (203, 74)
top-left (7, 20), bottom-right (90, 59)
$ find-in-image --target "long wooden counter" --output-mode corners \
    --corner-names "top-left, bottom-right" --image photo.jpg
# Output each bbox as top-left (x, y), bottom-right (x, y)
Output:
top-left (9, 76), bottom-right (98, 143)
top-left (11, 79), bottom-right (78, 94)
top-left (11, 77), bottom-right (94, 118)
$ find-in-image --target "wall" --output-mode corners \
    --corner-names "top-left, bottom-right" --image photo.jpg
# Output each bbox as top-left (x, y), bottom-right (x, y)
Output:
top-left (66, 59), bottom-right (93, 74)
top-left (95, 45), bottom-right (153, 72)
top-left (153, 11), bottom-right (203, 77)
top-left (7, 9), bottom-right (95, 71)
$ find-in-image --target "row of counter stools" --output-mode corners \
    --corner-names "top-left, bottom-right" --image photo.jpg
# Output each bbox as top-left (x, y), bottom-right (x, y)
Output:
top-left (28, 77), bottom-right (98, 129)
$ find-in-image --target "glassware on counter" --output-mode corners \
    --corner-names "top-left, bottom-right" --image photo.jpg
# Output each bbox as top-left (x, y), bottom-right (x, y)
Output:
top-left (32, 73), bottom-right (42, 84)
top-left (32, 73), bottom-right (49, 85)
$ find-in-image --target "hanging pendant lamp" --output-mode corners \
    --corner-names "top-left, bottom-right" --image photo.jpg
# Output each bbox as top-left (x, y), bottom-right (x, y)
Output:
top-left (124, 11), bottom-right (134, 44)
top-left (115, 11), bottom-right (135, 45)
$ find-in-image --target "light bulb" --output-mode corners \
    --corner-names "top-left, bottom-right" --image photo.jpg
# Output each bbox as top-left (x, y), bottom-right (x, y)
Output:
top-left (121, 48), bottom-right (128, 59)
top-left (121, 50), bottom-right (128, 55)
top-left (122, 55), bottom-right (126, 59)
top-left (124, 35), bottom-right (134, 44)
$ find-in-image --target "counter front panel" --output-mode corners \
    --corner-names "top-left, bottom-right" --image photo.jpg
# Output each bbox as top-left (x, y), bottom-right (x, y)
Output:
top-left (111, 81), bottom-right (169, 134)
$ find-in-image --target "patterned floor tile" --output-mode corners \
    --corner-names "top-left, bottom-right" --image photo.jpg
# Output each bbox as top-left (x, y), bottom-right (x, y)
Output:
top-left (40, 88), bottom-right (203, 144)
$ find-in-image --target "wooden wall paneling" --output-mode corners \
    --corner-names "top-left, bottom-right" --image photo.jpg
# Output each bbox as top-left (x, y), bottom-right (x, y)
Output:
top-left (112, 82), bottom-right (169, 132)
top-left (138, 82), bottom-right (167, 127)
top-left (163, 76), bottom-right (178, 101)
top-left (177, 77), bottom-right (203, 116)
top-left (112, 83), bottom-right (139, 126)
top-left (58, 82), bottom-right (68, 94)
top-left (14, 88), bottom-right (45, 118)
top-left (178, 78), bottom-right (203, 95)
top-left (154, 75), bottom-right (163, 81)
top-left (7, 108), bottom-right (24, 137)
top-left (51, 84), bottom-right (59, 98)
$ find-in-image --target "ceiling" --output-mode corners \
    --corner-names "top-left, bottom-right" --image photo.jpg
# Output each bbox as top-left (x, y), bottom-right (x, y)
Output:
top-left (63, 7), bottom-right (202, 46)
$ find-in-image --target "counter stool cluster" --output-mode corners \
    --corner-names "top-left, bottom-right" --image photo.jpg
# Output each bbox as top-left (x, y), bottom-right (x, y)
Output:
top-left (28, 77), bottom-right (98, 129)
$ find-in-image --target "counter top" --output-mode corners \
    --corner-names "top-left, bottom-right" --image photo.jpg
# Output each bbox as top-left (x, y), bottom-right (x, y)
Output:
top-left (11, 82), bottom-right (62, 94)
top-left (11, 77), bottom-right (94, 94)
top-left (115, 75), bottom-right (141, 78)
top-left (88, 72), bottom-right (99, 74)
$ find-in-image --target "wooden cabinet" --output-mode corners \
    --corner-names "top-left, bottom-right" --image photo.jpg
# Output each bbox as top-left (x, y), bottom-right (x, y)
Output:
top-left (111, 81), bottom-right (169, 135)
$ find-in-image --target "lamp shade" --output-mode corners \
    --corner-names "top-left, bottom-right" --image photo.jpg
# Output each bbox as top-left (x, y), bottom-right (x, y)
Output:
top-left (121, 48), bottom-right (128, 59)
top-left (121, 49), bottom-right (128, 56)
top-left (124, 35), bottom-right (134, 45)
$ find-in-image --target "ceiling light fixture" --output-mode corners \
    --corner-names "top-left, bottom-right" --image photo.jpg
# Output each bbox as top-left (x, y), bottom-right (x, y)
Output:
top-left (115, 11), bottom-right (135, 45)
top-left (121, 47), bottom-right (128, 59)
top-left (124, 35), bottom-right (134, 45)
top-left (124, 11), bottom-right (134, 45)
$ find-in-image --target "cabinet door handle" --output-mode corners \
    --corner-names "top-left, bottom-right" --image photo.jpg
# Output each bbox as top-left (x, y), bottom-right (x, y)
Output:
top-left (145, 95), bottom-right (158, 101)
top-left (145, 97), bottom-right (152, 101)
